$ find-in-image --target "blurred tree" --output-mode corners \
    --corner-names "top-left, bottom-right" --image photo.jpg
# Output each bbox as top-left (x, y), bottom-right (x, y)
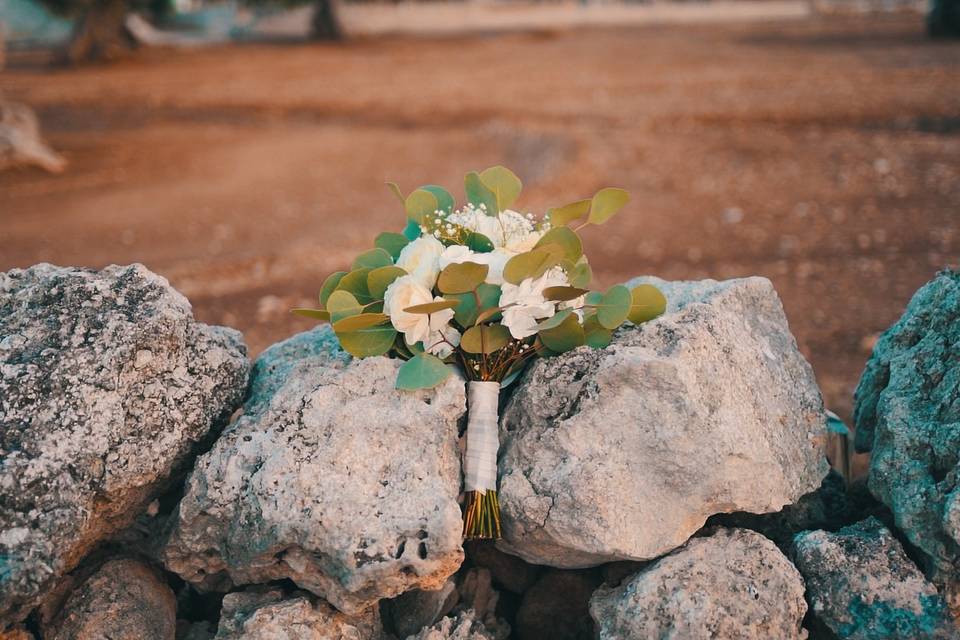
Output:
top-left (928, 0), bottom-right (960, 37)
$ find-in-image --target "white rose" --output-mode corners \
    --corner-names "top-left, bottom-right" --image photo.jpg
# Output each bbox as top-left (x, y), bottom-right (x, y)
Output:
top-left (384, 275), bottom-right (455, 346)
top-left (397, 236), bottom-right (444, 290)
top-left (498, 267), bottom-right (568, 339)
top-left (439, 245), bottom-right (511, 286)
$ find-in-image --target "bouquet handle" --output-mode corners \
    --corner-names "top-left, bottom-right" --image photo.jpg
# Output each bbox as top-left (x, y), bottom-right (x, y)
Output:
top-left (463, 381), bottom-right (501, 539)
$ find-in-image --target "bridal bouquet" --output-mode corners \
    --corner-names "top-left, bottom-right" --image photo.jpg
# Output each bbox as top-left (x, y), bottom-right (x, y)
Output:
top-left (294, 166), bottom-right (665, 539)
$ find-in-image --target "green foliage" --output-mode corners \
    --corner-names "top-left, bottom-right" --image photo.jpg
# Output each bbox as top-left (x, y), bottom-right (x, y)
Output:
top-left (386, 182), bottom-right (405, 204)
top-left (461, 324), bottom-right (511, 354)
top-left (396, 353), bottom-right (453, 390)
top-left (291, 308), bottom-right (331, 322)
top-left (405, 189), bottom-right (439, 225)
top-left (449, 284), bottom-right (501, 327)
top-left (333, 312), bottom-right (389, 332)
top-left (338, 324), bottom-right (397, 358)
top-left (539, 312), bottom-right (585, 353)
top-left (479, 166), bottom-right (522, 213)
top-left (352, 248), bottom-right (394, 271)
top-left (403, 299), bottom-right (460, 314)
top-left (326, 290), bottom-right (362, 323)
top-left (549, 199), bottom-right (591, 227)
top-left (595, 285), bottom-right (632, 329)
top-left (402, 220), bottom-right (422, 241)
top-left (583, 314), bottom-right (613, 348)
top-left (535, 226), bottom-right (583, 262)
top-left (367, 266), bottom-right (406, 300)
top-left (421, 185), bottom-right (455, 213)
top-left (628, 284), bottom-right (667, 324)
top-left (375, 232), bottom-right (409, 261)
top-left (542, 286), bottom-right (589, 302)
top-left (438, 262), bottom-right (489, 294)
top-left (464, 171), bottom-right (498, 215)
top-left (503, 245), bottom-right (566, 285)
top-left (319, 271), bottom-right (347, 306)
top-left (569, 259), bottom-right (593, 289)
top-left (336, 268), bottom-right (375, 304)
top-left (589, 187), bottom-right (630, 225)
top-left (465, 232), bottom-right (495, 253)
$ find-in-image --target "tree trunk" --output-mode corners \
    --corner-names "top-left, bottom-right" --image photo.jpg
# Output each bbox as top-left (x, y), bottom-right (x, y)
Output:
top-left (311, 0), bottom-right (343, 41)
top-left (61, 0), bottom-right (138, 64)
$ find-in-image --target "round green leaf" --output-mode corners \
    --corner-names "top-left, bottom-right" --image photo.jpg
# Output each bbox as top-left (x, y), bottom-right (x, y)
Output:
top-left (327, 290), bottom-right (362, 323)
top-left (437, 262), bottom-right (489, 294)
top-left (588, 187), bottom-right (630, 225)
top-left (502, 245), bottom-right (566, 285)
top-left (596, 285), bottom-right (632, 330)
top-left (291, 308), bottom-right (331, 322)
top-left (406, 189), bottom-right (439, 225)
top-left (464, 171), bottom-right (498, 216)
top-left (333, 312), bottom-right (390, 332)
top-left (375, 232), bottom-right (409, 261)
top-left (535, 226), bottom-right (582, 262)
top-left (396, 353), bottom-right (453, 391)
top-left (386, 181), bottom-right (405, 204)
top-left (421, 185), bottom-right (455, 213)
top-left (319, 271), bottom-right (347, 306)
top-left (583, 314), bottom-right (613, 349)
top-left (480, 165), bottom-right (522, 213)
top-left (542, 286), bottom-right (589, 302)
top-left (465, 232), bottom-right (495, 253)
top-left (461, 324), bottom-right (512, 354)
top-left (367, 266), bottom-right (407, 300)
top-left (403, 299), bottom-right (460, 315)
top-left (353, 248), bottom-right (394, 271)
top-left (539, 313), bottom-right (585, 353)
top-left (536, 308), bottom-right (573, 331)
top-left (402, 219), bottom-right (422, 241)
top-left (337, 324), bottom-right (397, 358)
top-left (548, 199), bottom-right (591, 227)
top-left (569, 259), bottom-right (593, 289)
top-left (449, 283), bottom-right (501, 327)
top-left (336, 268), bottom-right (374, 304)
top-left (628, 284), bottom-right (667, 324)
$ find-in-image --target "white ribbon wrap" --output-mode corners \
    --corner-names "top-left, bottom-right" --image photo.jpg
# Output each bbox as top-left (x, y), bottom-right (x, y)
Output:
top-left (464, 381), bottom-right (500, 494)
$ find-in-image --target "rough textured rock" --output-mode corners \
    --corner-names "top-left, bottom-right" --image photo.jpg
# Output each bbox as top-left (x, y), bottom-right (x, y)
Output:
top-left (590, 528), bottom-right (807, 640)
top-left (498, 276), bottom-right (829, 567)
top-left (0, 98), bottom-right (67, 174)
top-left (852, 269), bottom-right (960, 595)
top-left (0, 626), bottom-right (33, 640)
top-left (0, 264), bottom-right (249, 625)
top-left (515, 569), bottom-right (601, 640)
top-left (383, 579), bottom-right (458, 639)
top-left (41, 558), bottom-right (177, 640)
top-left (406, 610), bottom-right (495, 640)
top-left (792, 518), bottom-right (958, 640)
top-left (463, 542), bottom-right (540, 595)
top-left (214, 587), bottom-right (382, 640)
top-left (455, 569), bottom-right (509, 640)
top-left (163, 326), bottom-right (466, 615)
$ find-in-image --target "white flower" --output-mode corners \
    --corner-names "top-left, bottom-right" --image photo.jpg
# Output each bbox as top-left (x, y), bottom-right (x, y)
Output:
top-left (384, 276), bottom-right (455, 346)
top-left (499, 209), bottom-right (544, 254)
top-left (438, 245), bottom-right (511, 286)
top-left (498, 267), bottom-right (569, 339)
top-left (397, 235), bottom-right (444, 290)
top-left (426, 325), bottom-right (461, 358)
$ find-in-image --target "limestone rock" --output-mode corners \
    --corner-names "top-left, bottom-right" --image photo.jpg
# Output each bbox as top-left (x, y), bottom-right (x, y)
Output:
top-left (214, 587), bottom-right (382, 639)
top-left (406, 610), bottom-right (495, 640)
top-left (41, 558), bottom-right (177, 640)
top-left (792, 518), bottom-right (958, 640)
top-left (383, 579), bottom-right (458, 639)
top-left (498, 276), bottom-right (829, 567)
top-left (455, 568), bottom-right (509, 640)
top-left (852, 269), bottom-right (960, 591)
top-left (163, 326), bottom-right (466, 615)
top-left (590, 528), bottom-right (807, 640)
top-left (0, 264), bottom-right (249, 625)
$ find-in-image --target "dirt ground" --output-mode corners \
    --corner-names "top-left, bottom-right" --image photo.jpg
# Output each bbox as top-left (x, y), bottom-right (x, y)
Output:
top-left (1, 14), bottom-right (958, 427)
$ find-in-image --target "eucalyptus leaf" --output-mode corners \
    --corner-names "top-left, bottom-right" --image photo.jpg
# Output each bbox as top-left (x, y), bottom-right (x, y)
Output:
top-left (291, 308), bottom-right (331, 322)
top-left (569, 259), bottom-right (593, 289)
top-left (583, 314), bottom-right (613, 348)
top-left (405, 189), bottom-right (439, 225)
top-left (502, 245), bottom-right (566, 285)
top-left (386, 182), bottom-right (405, 204)
top-left (352, 248), bottom-right (394, 271)
top-left (542, 286), bottom-right (589, 302)
top-left (404, 299), bottom-right (460, 314)
top-left (421, 185), bottom-right (455, 213)
top-left (319, 271), bottom-right (347, 306)
top-left (628, 284), bottom-right (667, 324)
top-left (437, 262), bottom-right (489, 294)
top-left (464, 171), bottom-right (498, 215)
top-left (536, 308), bottom-right (573, 331)
top-left (375, 232), bottom-right (409, 261)
top-left (449, 283), bottom-right (501, 327)
top-left (479, 165), bottom-right (522, 213)
top-left (333, 312), bottom-right (390, 332)
top-left (337, 324), bottom-right (397, 358)
top-left (402, 219), bottom-right (422, 241)
top-left (474, 306), bottom-right (503, 326)
top-left (336, 268), bottom-right (374, 304)
top-left (367, 266), bottom-right (407, 300)
top-left (588, 187), bottom-right (630, 225)
top-left (538, 312), bottom-right (585, 353)
top-left (465, 232), bottom-right (495, 253)
top-left (395, 353), bottom-right (453, 390)
top-left (461, 324), bottom-right (512, 354)
top-left (548, 199), bottom-right (591, 227)
top-left (596, 285), bottom-right (632, 329)
top-left (326, 290), bottom-right (362, 323)
top-left (535, 226), bottom-right (583, 262)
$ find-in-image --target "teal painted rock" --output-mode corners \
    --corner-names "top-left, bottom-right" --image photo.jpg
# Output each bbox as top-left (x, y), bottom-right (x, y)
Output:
top-left (792, 518), bottom-right (957, 640)
top-left (852, 269), bottom-right (959, 601)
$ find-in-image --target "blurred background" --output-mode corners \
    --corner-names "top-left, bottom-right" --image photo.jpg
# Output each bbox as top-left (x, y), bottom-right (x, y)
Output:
top-left (0, 0), bottom-right (958, 431)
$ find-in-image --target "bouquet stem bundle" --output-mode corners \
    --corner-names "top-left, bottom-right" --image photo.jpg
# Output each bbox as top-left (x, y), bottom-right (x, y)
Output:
top-left (463, 381), bottom-right (502, 539)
